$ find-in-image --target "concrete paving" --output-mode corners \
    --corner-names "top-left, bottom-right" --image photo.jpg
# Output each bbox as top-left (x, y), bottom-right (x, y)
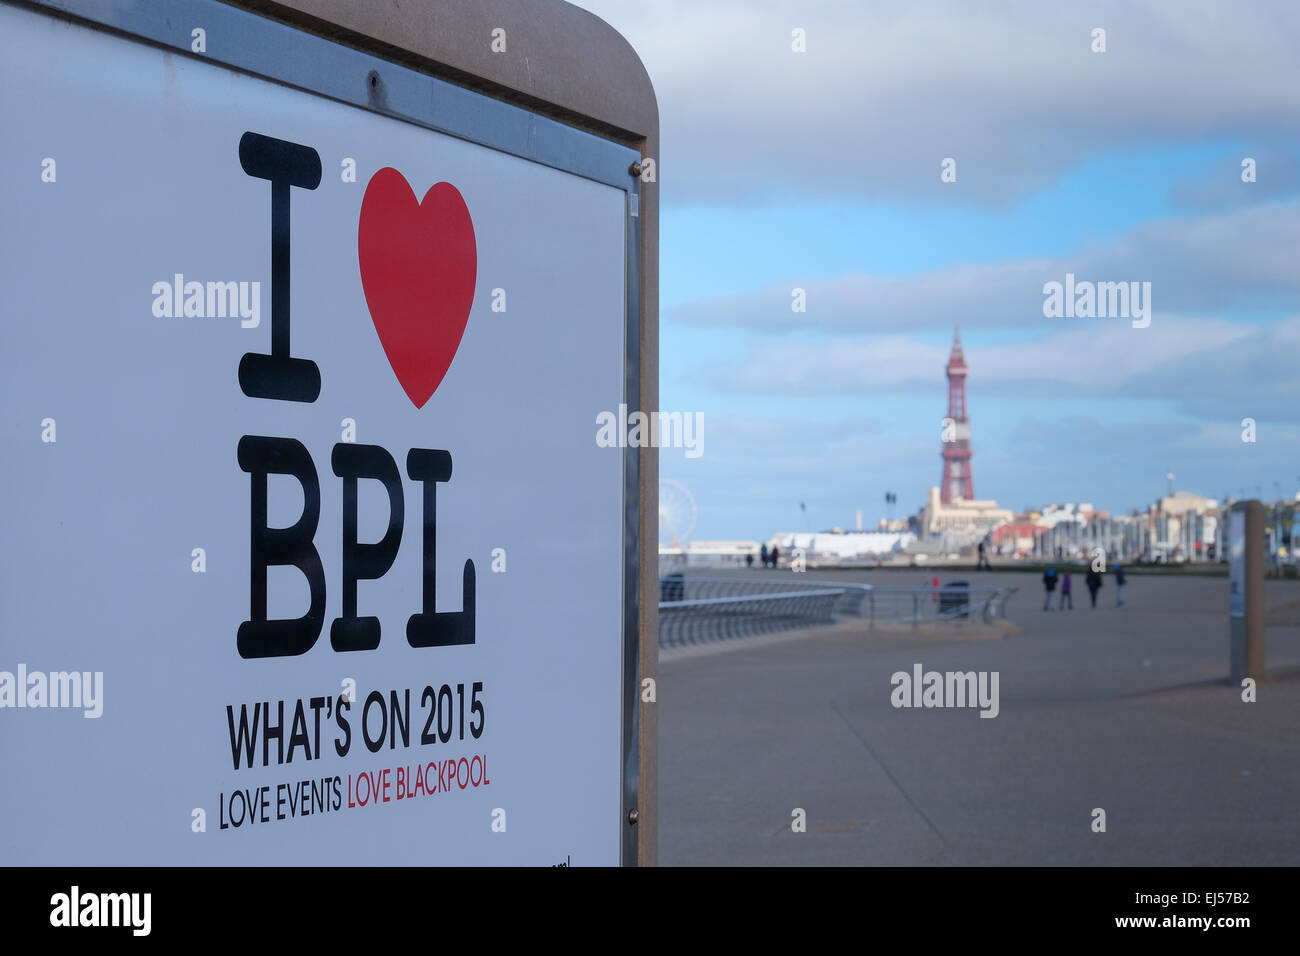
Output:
top-left (659, 569), bottom-right (1300, 865)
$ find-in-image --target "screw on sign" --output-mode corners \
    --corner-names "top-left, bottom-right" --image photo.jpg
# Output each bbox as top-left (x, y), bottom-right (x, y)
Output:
top-left (235, 132), bottom-right (477, 659)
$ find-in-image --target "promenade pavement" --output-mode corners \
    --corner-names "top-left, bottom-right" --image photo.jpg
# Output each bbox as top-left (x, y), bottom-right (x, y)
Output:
top-left (659, 568), bottom-right (1300, 865)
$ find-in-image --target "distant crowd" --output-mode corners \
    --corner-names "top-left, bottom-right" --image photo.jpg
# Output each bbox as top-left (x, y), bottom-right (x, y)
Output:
top-left (744, 540), bottom-right (1134, 611)
top-left (1041, 565), bottom-right (1127, 611)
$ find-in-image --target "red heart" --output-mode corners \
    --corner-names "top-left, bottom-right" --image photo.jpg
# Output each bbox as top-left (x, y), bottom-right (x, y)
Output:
top-left (357, 168), bottom-right (477, 408)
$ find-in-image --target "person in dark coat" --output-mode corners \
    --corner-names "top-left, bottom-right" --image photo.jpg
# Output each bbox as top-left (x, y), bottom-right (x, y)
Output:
top-left (770, 545), bottom-right (780, 568)
top-left (1114, 563), bottom-right (1126, 606)
top-left (1042, 568), bottom-right (1057, 611)
top-left (1086, 567), bottom-right (1103, 608)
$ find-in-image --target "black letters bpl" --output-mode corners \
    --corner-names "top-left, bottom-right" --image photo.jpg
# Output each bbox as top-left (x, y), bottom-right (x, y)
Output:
top-left (236, 132), bottom-right (475, 659)
top-left (237, 436), bottom-right (325, 658)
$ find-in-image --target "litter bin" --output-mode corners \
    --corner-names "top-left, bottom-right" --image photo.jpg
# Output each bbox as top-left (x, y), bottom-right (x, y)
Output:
top-left (938, 580), bottom-right (970, 619)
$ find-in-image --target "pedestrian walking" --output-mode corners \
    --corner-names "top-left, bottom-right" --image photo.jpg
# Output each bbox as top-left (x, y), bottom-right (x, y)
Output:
top-left (1060, 572), bottom-right (1073, 610)
top-left (1114, 563), bottom-right (1126, 606)
top-left (770, 545), bottom-right (780, 568)
top-left (1042, 568), bottom-right (1058, 611)
top-left (976, 539), bottom-right (991, 570)
top-left (1086, 567), bottom-right (1102, 608)
top-left (760, 543), bottom-right (769, 569)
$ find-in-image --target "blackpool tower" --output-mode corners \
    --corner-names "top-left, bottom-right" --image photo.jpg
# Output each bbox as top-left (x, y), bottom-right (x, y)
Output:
top-left (940, 327), bottom-right (975, 502)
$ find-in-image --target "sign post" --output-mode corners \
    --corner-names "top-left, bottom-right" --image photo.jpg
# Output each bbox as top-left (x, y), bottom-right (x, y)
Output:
top-left (1228, 500), bottom-right (1265, 684)
top-left (0, 0), bottom-right (658, 865)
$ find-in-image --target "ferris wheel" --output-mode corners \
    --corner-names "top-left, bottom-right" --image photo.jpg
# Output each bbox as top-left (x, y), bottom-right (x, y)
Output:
top-left (658, 479), bottom-right (698, 549)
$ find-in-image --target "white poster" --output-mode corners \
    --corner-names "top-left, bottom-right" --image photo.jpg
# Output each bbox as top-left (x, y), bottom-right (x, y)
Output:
top-left (0, 3), bottom-right (628, 865)
top-left (1229, 510), bottom-right (1246, 620)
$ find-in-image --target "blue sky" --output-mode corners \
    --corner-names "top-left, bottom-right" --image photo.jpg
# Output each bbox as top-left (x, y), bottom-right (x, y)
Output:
top-left (576, 0), bottom-right (1300, 540)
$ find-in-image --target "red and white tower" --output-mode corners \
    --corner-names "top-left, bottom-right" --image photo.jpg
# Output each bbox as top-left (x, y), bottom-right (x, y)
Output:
top-left (940, 327), bottom-right (975, 503)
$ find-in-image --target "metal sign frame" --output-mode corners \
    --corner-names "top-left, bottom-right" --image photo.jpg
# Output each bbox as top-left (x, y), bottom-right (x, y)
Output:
top-left (9, 0), bottom-right (643, 865)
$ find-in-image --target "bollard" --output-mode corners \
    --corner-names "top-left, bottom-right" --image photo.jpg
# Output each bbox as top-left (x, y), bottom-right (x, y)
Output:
top-left (1229, 500), bottom-right (1266, 682)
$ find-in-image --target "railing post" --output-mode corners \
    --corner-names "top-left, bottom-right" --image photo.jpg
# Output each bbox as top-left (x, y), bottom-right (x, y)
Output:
top-left (912, 593), bottom-right (918, 629)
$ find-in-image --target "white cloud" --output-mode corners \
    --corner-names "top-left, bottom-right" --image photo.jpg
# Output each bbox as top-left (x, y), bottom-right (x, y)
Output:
top-left (706, 317), bottom-right (1268, 405)
top-left (667, 197), bottom-right (1300, 331)
top-left (573, 0), bottom-right (1300, 205)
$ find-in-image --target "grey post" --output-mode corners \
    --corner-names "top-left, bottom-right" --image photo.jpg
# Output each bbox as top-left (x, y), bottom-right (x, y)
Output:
top-left (1228, 500), bottom-right (1266, 683)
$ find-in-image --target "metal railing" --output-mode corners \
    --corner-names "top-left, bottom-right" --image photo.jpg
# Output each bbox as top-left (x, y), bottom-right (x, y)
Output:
top-left (858, 585), bottom-right (1016, 627)
top-left (658, 586), bottom-right (847, 649)
top-left (658, 575), bottom-right (1017, 648)
top-left (658, 575), bottom-right (872, 615)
